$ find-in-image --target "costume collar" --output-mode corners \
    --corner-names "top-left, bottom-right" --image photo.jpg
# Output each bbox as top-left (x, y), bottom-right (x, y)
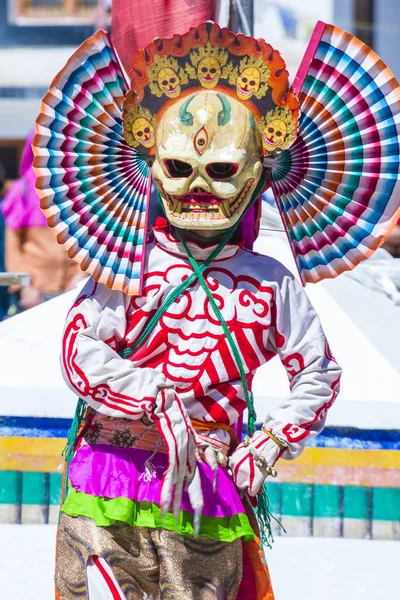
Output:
top-left (152, 218), bottom-right (241, 262)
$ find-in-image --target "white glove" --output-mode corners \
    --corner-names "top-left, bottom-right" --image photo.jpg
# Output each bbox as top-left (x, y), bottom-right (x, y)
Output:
top-left (229, 429), bottom-right (285, 496)
top-left (151, 388), bottom-right (203, 531)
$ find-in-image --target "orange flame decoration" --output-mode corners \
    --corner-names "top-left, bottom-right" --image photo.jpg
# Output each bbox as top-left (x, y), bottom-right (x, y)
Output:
top-left (122, 21), bottom-right (299, 156)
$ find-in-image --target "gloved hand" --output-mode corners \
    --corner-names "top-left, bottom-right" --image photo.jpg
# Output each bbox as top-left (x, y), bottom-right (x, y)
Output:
top-left (195, 428), bottom-right (231, 491)
top-left (229, 429), bottom-right (285, 496)
top-left (151, 388), bottom-right (203, 531)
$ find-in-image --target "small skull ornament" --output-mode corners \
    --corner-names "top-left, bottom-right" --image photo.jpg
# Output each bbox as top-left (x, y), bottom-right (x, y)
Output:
top-left (262, 118), bottom-right (287, 152)
top-left (157, 67), bottom-right (181, 98)
top-left (236, 67), bottom-right (261, 101)
top-left (197, 57), bottom-right (222, 89)
top-left (131, 117), bottom-right (155, 148)
top-left (152, 90), bottom-right (263, 230)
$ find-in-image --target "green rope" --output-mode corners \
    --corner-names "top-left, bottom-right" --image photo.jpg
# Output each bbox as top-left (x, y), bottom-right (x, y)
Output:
top-left (121, 220), bottom-right (242, 359)
top-left (62, 173), bottom-right (279, 547)
top-left (176, 220), bottom-right (278, 549)
top-left (61, 207), bottom-right (244, 500)
top-left (61, 397), bottom-right (87, 503)
top-left (176, 230), bottom-right (256, 430)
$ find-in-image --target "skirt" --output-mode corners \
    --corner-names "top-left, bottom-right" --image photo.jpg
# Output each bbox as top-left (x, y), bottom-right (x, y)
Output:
top-left (58, 410), bottom-right (274, 599)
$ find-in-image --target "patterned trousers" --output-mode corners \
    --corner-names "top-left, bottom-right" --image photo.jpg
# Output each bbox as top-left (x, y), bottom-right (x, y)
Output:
top-left (55, 513), bottom-right (243, 600)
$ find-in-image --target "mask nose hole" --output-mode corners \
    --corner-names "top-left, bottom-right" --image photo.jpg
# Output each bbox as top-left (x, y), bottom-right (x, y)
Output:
top-left (192, 186), bottom-right (207, 193)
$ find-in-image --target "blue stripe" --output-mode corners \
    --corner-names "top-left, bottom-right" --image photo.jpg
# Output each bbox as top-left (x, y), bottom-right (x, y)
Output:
top-left (0, 417), bottom-right (71, 438)
top-left (3, 417), bottom-right (398, 450)
top-left (247, 424), bottom-right (400, 450)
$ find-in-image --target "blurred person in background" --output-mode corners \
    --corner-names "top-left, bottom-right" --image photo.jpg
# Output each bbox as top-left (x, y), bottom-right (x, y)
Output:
top-left (0, 160), bottom-right (9, 320)
top-left (1, 131), bottom-right (84, 313)
top-left (382, 220), bottom-right (400, 258)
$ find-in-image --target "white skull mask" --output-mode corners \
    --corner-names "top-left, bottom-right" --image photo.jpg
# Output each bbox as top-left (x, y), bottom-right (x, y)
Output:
top-left (152, 91), bottom-right (263, 230)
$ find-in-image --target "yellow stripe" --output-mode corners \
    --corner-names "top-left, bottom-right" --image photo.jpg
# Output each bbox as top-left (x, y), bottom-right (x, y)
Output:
top-left (292, 447), bottom-right (400, 469)
top-left (0, 438), bottom-right (399, 475)
top-left (0, 437), bottom-right (65, 473)
top-left (278, 465), bottom-right (400, 487)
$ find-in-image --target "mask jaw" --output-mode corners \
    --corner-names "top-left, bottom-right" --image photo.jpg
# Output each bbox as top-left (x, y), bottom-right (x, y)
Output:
top-left (153, 162), bottom-right (263, 231)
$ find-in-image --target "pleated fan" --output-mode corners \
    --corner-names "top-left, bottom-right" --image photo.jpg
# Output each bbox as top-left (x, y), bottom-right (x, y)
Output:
top-left (33, 30), bottom-right (151, 296)
top-left (33, 22), bottom-right (400, 292)
top-left (264, 21), bottom-right (400, 284)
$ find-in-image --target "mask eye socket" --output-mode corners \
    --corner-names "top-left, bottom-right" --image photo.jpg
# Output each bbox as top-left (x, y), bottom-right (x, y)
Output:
top-left (164, 159), bottom-right (193, 178)
top-left (206, 163), bottom-right (238, 180)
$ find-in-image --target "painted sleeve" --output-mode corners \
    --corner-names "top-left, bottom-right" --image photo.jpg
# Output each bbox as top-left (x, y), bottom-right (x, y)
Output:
top-left (264, 269), bottom-right (342, 459)
top-left (61, 278), bottom-right (167, 418)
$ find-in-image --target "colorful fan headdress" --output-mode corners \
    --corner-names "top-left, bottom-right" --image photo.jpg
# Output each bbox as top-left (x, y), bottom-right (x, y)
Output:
top-left (266, 21), bottom-right (400, 283)
top-left (32, 20), bottom-right (400, 294)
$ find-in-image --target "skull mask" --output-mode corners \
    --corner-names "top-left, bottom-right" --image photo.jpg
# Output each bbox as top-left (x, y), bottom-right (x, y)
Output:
top-left (152, 91), bottom-right (263, 231)
top-left (262, 118), bottom-right (287, 152)
top-left (197, 57), bottom-right (222, 89)
top-left (236, 67), bottom-right (261, 101)
top-left (157, 67), bottom-right (181, 98)
top-left (131, 117), bottom-right (155, 148)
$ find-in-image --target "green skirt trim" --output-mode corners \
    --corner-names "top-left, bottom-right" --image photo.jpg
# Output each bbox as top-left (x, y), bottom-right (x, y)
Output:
top-left (62, 486), bottom-right (255, 543)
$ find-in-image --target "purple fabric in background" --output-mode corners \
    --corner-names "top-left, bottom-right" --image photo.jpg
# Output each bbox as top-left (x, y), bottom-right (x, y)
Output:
top-left (239, 201), bottom-right (256, 250)
top-left (69, 444), bottom-right (246, 519)
top-left (1, 130), bottom-right (47, 230)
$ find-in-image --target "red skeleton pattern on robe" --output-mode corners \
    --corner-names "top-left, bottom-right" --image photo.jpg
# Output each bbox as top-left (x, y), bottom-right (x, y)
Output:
top-left (61, 225), bottom-right (341, 461)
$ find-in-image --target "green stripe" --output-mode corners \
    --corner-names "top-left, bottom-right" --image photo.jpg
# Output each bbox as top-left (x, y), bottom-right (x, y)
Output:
top-left (22, 472), bottom-right (48, 506)
top-left (265, 481), bottom-right (281, 514)
top-left (372, 488), bottom-right (400, 521)
top-left (281, 483), bottom-right (313, 517)
top-left (343, 486), bottom-right (370, 520)
top-left (50, 473), bottom-right (62, 506)
top-left (0, 472), bottom-right (63, 506)
top-left (314, 485), bottom-right (341, 518)
top-left (0, 472), bottom-right (20, 504)
top-left (61, 486), bottom-right (255, 543)
top-left (1, 473), bottom-right (399, 524)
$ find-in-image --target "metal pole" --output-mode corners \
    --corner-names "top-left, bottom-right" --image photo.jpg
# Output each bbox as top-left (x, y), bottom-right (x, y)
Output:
top-left (229, 0), bottom-right (254, 36)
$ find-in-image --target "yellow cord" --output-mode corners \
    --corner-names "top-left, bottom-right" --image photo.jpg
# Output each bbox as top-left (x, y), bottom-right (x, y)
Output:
top-left (261, 427), bottom-right (286, 450)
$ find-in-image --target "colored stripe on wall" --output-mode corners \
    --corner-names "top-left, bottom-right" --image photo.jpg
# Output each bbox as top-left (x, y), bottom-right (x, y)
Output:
top-left (1, 418), bottom-right (399, 450)
top-left (0, 472), bottom-right (398, 539)
top-left (0, 436), bottom-right (398, 489)
top-left (0, 437), bottom-right (64, 472)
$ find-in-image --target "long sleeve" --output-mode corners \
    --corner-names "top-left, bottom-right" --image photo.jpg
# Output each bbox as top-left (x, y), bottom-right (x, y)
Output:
top-left (61, 278), bottom-right (167, 418)
top-left (264, 270), bottom-right (342, 459)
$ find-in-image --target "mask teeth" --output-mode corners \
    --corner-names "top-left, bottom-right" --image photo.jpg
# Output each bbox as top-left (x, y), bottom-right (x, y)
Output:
top-left (221, 199), bottom-right (231, 218)
top-left (171, 197), bottom-right (179, 213)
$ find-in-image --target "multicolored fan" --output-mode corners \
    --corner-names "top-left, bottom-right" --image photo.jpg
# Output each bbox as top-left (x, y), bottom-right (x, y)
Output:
top-left (33, 30), bottom-right (151, 296)
top-left (265, 21), bottom-right (400, 284)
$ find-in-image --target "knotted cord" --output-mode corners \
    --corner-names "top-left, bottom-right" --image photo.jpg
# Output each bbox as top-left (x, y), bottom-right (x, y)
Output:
top-left (62, 173), bottom-right (279, 546)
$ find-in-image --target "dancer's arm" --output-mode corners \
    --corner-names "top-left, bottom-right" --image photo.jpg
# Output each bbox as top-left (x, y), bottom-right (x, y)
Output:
top-left (230, 267), bottom-right (342, 495)
top-left (61, 278), bottom-right (167, 419)
top-left (263, 269), bottom-right (342, 459)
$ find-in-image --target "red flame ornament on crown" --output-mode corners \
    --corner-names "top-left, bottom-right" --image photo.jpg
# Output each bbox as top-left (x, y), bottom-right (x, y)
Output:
top-left (122, 21), bottom-right (299, 157)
